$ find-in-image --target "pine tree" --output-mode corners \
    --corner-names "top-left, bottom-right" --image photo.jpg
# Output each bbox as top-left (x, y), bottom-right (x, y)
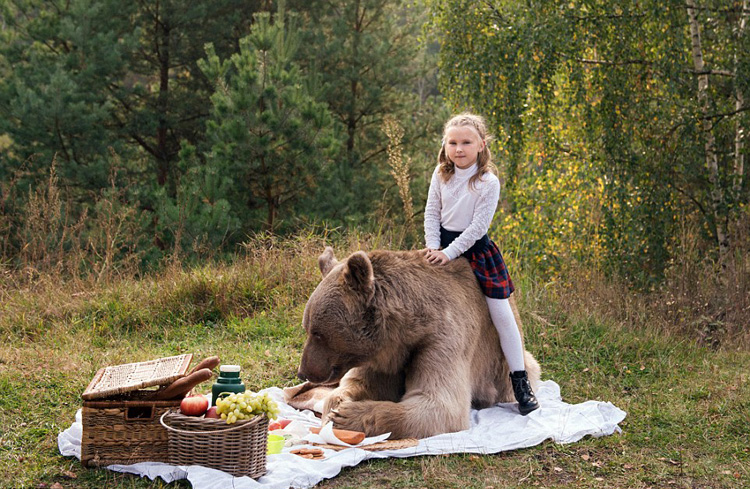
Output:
top-left (197, 5), bottom-right (337, 231)
top-left (0, 0), bottom-right (139, 194)
top-left (292, 0), bottom-right (440, 223)
top-left (0, 0), bottom-right (261, 198)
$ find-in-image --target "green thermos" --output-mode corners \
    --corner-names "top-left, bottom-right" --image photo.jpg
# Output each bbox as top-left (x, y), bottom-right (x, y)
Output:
top-left (211, 365), bottom-right (245, 406)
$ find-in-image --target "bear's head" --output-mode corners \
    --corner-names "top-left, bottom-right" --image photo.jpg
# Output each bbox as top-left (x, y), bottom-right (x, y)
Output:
top-left (297, 247), bottom-right (380, 385)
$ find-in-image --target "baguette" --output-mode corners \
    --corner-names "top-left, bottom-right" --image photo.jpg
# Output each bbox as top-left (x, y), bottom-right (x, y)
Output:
top-left (153, 368), bottom-right (213, 400)
top-left (188, 355), bottom-right (220, 375)
top-left (309, 426), bottom-right (365, 445)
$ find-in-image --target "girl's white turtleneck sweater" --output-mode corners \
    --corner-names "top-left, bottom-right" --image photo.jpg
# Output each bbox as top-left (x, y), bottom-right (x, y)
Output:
top-left (424, 162), bottom-right (500, 260)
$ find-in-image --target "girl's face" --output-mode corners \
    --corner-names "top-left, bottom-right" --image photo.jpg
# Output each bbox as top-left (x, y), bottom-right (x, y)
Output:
top-left (444, 125), bottom-right (485, 169)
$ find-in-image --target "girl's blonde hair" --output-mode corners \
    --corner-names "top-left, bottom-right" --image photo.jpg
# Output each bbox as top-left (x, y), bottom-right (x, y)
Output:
top-left (438, 113), bottom-right (497, 188)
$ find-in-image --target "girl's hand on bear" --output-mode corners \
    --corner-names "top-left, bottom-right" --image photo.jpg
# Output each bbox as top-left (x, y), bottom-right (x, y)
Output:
top-left (425, 249), bottom-right (450, 265)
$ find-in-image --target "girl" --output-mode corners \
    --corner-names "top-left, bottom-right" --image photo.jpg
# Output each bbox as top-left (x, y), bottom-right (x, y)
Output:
top-left (423, 113), bottom-right (539, 415)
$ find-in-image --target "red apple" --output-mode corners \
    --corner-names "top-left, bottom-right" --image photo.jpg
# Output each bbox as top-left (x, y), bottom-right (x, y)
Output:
top-left (204, 406), bottom-right (220, 419)
top-left (180, 395), bottom-right (209, 416)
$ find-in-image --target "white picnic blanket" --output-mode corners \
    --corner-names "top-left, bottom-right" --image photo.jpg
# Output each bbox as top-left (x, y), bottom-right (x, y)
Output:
top-left (58, 380), bottom-right (626, 489)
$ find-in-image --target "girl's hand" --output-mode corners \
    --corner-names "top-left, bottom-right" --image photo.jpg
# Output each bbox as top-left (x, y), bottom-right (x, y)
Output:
top-left (425, 249), bottom-right (450, 265)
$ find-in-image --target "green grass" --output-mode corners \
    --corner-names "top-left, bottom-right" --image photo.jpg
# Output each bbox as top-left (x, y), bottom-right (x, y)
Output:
top-left (0, 243), bottom-right (748, 489)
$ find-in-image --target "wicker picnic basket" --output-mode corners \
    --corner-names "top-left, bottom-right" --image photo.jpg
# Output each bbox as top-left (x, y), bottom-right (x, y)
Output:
top-left (160, 410), bottom-right (269, 478)
top-left (80, 354), bottom-right (194, 467)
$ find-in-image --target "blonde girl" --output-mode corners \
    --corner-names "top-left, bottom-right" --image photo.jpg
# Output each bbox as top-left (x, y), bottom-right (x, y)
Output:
top-left (423, 113), bottom-right (539, 415)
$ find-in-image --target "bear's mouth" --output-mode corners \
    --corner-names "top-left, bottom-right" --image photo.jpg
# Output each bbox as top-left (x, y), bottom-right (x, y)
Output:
top-left (301, 366), bottom-right (341, 386)
top-left (319, 366), bottom-right (342, 385)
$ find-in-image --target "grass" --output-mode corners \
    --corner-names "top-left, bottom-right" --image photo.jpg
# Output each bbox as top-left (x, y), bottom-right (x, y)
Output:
top-left (0, 237), bottom-right (748, 489)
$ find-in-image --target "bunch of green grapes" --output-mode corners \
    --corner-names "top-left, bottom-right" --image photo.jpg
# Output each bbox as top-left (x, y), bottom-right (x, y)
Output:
top-left (215, 392), bottom-right (280, 424)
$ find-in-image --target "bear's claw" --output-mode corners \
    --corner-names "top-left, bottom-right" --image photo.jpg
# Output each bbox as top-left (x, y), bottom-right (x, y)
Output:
top-left (326, 400), bottom-right (372, 434)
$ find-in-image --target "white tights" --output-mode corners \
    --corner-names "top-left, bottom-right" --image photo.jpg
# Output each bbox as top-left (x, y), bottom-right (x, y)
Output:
top-left (485, 297), bottom-right (526, 373)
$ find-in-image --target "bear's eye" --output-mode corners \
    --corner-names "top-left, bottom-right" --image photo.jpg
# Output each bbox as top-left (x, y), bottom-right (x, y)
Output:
top-left (312, 332), bottom-right (324, 342)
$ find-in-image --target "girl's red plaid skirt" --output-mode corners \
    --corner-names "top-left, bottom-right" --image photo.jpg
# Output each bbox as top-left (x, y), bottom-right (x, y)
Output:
top-left (440, 227), bottom-right (515, 299)
top-left (465, 240), bottom-right (515, 299)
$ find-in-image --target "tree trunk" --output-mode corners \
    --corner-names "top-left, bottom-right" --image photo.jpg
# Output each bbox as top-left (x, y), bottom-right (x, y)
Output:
top-left (157, 17), bottom-right (171, 188)
top-left (686, 0), bottom-right (730, 258)
top-left (347, 79), bottom-right (358, 157)
top-left (734, 0), bottom-right (748, 200)
top-left (346, 0), bottom-right (362, 163)
top-left (265, 195), bottom-right (277, 231)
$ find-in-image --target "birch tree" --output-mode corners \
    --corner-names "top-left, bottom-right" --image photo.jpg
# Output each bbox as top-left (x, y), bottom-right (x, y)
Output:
top-left (685, 0), bottom-right (748, 259)
top-left (430, 0), bottom-right (750, 282)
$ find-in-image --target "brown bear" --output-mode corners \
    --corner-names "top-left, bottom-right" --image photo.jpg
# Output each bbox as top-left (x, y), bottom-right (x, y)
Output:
top-left (297, 247), bottom-right (541, 439)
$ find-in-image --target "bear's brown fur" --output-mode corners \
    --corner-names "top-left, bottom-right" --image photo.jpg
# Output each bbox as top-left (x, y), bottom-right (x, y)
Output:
top-left (297, 247), bottom-right (541, 439)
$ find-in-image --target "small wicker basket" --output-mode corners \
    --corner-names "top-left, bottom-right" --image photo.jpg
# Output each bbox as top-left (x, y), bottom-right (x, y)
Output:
top-left (160, 410), bottom-right (269, 478)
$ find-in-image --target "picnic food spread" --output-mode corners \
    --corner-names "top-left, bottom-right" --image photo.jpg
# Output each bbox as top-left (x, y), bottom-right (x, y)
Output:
top-left (78, 354), bottom-right (374, 479)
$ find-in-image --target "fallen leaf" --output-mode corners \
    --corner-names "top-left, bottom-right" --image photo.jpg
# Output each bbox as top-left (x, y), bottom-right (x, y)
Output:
top-left (595, 477), bottom-right (604, 481)
top-left (264, 349), bottom-right (272, 357)
top-left (623, 464), bottom-right (634, 470)
top-left (51, 484), bottom-right (64, 489)
top-left (61, 470), bottom-right (77, 479)
top-left (582, 368), bottom-right (590, 372)
top-left (581, 454), bottom-right (590, 461)
top-left (553, 467), bottom-right (563, 473)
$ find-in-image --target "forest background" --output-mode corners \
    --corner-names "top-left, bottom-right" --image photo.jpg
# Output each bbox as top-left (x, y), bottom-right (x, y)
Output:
top-left (1, 1), bottom-right (750, 488)
top-left (2, 0), bottom-right (748, 344)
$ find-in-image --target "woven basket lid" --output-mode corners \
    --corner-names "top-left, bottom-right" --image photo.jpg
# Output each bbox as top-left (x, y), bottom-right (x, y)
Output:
top-left (82, 354), bottom-right (193, 400)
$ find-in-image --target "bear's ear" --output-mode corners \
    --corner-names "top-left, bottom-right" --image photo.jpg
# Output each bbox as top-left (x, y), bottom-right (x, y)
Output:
top-left (341, 251), bottom-right (374, 300)
top-left (318, 247), bottom-right (339, 277)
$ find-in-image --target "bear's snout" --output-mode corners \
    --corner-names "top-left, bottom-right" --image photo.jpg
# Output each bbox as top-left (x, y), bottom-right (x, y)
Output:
top-left (298, 335), bottom-right (344, 384)
top-left (297, 345), bottom-right (343, 385)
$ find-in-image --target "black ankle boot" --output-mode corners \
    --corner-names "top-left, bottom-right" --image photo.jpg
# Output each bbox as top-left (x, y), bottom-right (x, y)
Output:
top-left (510, 371), bottom-right (539, 415)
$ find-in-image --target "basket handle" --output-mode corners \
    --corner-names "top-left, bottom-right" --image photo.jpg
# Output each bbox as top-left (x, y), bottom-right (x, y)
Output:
top-left (159, 410), bottom-right (265, 435)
